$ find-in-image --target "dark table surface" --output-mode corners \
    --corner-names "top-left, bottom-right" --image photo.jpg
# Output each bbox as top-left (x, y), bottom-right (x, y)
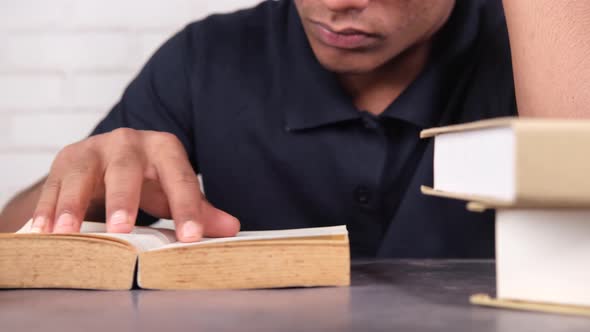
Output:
top-left (1, 260), bottom-right (589, 331)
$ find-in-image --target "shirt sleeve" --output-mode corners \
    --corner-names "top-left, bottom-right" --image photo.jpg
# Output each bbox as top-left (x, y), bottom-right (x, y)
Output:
top-left (90, 26), bottom-right (198, 226)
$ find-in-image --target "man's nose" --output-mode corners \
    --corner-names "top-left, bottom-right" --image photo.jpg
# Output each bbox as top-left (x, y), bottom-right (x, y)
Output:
top-left (321, 0), bottom-right (370, 13)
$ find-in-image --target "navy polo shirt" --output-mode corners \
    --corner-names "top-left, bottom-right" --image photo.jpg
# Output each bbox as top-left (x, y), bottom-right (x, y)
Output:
top-left (91, 0), bottom-right (517, 258)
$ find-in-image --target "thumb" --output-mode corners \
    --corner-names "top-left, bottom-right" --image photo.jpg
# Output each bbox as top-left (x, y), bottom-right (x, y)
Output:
top-left (197, 198), bottom-right (241, 238)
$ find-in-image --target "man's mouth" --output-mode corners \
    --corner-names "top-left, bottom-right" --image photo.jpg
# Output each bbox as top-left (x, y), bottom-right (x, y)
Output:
top-left (309, 20), bottom-right (381, 50)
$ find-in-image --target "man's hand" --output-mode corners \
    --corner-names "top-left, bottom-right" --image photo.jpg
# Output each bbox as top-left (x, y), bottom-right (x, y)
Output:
top-left (29, 128), bottom-right (240, 242)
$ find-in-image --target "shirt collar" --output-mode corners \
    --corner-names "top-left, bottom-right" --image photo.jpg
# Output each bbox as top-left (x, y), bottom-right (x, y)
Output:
top-left (380, 0), bottom-right (485, 128)
top-left (280, 0), bottom-right (485, 131)
top-left (279, 2), bottom-right (360, 132)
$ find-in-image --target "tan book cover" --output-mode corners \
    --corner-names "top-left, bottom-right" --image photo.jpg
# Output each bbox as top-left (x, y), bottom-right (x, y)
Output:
top-left (0, 221), bottom-right (350, 290)
top-left (471, 294), bottom-right (590, 317)
top-left (421, 117), bottom-right (590, 208)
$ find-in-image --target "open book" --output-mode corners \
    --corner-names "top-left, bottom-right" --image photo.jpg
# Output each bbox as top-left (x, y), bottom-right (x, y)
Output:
top-left (0, 221), bottom-right (350, 290)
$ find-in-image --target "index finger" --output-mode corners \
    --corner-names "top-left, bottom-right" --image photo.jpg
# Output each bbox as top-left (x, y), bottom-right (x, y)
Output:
top-left (154, 152), bottom-right (204, 242)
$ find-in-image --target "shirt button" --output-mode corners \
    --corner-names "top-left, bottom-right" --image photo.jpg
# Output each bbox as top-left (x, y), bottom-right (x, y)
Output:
top-left (362, 117), bottom-right (379, 130)
top-left (354, 186), bottom-right (372, 205)
top-left (359, 111), bottom-right (380, 129)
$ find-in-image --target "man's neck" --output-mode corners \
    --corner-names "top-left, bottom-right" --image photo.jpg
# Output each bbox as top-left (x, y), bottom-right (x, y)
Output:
top-left (338, 42), bottom-right (432, 116)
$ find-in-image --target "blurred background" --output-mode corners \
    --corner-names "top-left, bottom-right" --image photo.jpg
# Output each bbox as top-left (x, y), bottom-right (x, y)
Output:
top-left (0, 0), bottom-right (263, 209)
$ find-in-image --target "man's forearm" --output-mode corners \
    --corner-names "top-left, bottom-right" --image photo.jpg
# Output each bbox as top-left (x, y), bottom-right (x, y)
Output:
top-left (503, 0), bottom-right (590, 117)
top-left (0, 181), bottom-right (43, 232)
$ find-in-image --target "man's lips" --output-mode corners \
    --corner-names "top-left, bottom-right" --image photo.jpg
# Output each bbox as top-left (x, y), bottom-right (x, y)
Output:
top-left (309, 20), bottom-right (380, 50)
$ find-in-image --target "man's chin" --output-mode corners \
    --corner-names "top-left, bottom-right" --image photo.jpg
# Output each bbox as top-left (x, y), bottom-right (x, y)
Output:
top-left (315, 56), bottom-right (380, 75)
top-left (311, 46), bottom-right (390, 75)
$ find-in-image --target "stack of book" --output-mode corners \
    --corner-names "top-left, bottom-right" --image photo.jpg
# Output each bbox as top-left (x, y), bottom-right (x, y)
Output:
top-left (421, 117), bottom-right (590, 317)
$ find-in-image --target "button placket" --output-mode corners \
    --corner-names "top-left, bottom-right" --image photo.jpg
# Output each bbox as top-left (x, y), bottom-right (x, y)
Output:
top-left (360, 112), bottom-right (380, 130)
top-left (354, 186), bottom-right (372, 205)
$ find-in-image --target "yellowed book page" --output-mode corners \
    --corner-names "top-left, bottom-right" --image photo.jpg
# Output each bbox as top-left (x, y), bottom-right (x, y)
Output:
top-left (17, 220), bottom-right (176, 252)
top-left (17, 221), bottom-right (347, 252)
top-left (153, 225), bottom-right (348, 252)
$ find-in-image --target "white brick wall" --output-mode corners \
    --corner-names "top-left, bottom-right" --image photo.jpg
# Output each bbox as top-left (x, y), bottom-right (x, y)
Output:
top-left (0, 0), bottom-right (263, 209)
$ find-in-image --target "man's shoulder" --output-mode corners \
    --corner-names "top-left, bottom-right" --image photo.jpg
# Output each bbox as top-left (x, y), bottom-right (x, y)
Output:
top-left (468, 0), bottom-right (512, 78)
top-left (437, 0), bottom-right (516, 124)
top-left (478, 0), bottom-right (510, 50)
top-left (455, 0), bottom-right (517, 121)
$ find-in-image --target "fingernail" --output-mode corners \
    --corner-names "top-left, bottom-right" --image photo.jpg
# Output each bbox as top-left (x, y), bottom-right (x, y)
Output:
top-left (182, 220), bottom-right (202, 240)
top-left (54, 213), bottom-right (75, 233)
top-left (110, 210), bottom-right (129, 225)
top-left (30, 216), bottom-right (46, 233)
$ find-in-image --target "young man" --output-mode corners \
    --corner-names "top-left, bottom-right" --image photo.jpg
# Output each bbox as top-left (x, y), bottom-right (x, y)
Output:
top-left (1, 0), bottom-right (589, 258)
